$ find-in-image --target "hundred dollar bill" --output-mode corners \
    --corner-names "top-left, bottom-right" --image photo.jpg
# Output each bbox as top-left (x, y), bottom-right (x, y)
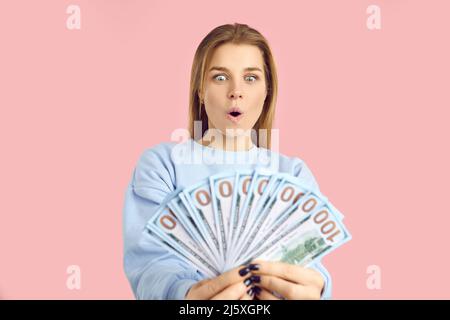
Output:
top-left (209, 171), bottom-right (235, 270)
top-left (168, 195), bottom-right (222, 271)
top-left (231, 173), bottom-right (289, 263)
top-left (147, 191), bottom-right (220, 278)
top-left (261, 176), bottom-right (346, 248)
top-left (228, 170), bottom-right (253, 255)
top-left (230, 170), bottom-right (258, 250)
top-left (182, 179), bottom-right (224, 267)
top-left (229, 169), bottom-right (280, 266)
top-left (240, 187), bottom-right (317, 261)
top-left (237, 191), bottom-right (351, 268)
top-left (252, 177), bottom-right (312, 249)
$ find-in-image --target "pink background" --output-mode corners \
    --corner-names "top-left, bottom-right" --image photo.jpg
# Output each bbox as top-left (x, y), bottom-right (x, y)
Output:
top-left (1, 0), bottom-right (449, 299)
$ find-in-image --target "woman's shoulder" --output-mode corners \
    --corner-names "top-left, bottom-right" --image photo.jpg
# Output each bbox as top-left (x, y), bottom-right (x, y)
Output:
top-left (261, 147), bottom-right (306, 173)
top-left (133, 141), bottom-right (179, 194)
top-left (264, 148), bottom-right (320, 191)
top-left (138, 141), bottom-right (178, 162)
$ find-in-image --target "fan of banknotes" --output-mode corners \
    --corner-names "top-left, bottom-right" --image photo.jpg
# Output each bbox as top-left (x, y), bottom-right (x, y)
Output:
top-left (146, 168), bottom-right (351, 278)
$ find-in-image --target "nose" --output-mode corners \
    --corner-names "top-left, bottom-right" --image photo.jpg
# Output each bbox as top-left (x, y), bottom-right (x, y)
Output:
top-left (228, 90), bottom-right (243, 100)
top-left (228, 81), bottom-right (243, 100)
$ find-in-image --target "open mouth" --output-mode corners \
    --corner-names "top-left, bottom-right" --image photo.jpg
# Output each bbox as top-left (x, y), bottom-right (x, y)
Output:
top-left (227, 107), bottom-right (244, 123)
top-left (228, 111), bottom-right (242, 117)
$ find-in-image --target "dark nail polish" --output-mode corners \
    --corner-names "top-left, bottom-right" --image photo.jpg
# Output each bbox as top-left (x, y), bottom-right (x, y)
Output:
top-left (249, 263), bottom-right (260, 271)
top-left (247, 287), bottom-right (254, 296)
top-left (250, 275), bottom-right (261, 283)
top-left (253, 286), bottom-right (262, 295)
top-left (243, 277), bottom-right (253, 287)
top-left (239, 267), bottom-right (250, 277)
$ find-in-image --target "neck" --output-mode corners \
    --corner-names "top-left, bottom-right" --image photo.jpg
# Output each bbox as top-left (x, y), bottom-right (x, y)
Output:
top-left (197, 129), bottom-right (255, 152)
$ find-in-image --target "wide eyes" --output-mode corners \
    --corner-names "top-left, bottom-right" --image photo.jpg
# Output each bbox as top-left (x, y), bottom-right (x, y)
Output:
top-left (245, 75), bottom-right (258, 82)
top-left (212, 74), bottom-right (259, 82)
top-left (214, 74), bottom-right (227, 82)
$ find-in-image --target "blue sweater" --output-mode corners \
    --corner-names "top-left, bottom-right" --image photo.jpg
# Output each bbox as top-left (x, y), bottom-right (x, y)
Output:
top-left (122, 138), bottom-right (333, 299)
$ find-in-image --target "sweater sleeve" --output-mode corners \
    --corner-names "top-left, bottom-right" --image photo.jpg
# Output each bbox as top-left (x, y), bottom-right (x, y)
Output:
top-left (122, 146), bottom-right (203, 300)
top-left (309, 261), bottom-right (333, 300)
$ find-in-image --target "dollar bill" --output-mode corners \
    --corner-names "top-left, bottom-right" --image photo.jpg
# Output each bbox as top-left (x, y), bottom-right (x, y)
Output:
top-left (146, 191), bottom-right (220, 278)
top-left (145, 169), bottom-right (351, 276)
top-left (182, 179), bottom-right (224, 268)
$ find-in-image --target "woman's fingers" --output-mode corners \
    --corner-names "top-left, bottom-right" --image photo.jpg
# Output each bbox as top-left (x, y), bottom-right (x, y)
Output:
top-left (239, 288), bottom-right (254, 300)
top-left (187, 260), bottom-right (323, 300)
top-left (255, 287), bottom-right (282, 300)
top-left (211, 280), bottom-right (252, 300)
top-left (198, 264), bottom-right (252, 299)
top-left (257, 275), bottom-right (320, 300)
top-left (249, 260), bottom-right (324, 289)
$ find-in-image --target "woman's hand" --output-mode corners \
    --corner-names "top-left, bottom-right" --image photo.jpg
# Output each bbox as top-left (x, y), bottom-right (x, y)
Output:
top-left (185, 264), bottom-right (256, 300)
top-left (247, 260), bottom-right (325, 300)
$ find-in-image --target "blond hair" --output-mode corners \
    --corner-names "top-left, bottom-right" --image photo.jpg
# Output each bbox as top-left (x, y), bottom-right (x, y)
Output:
top-left (188, 23), bottom-right (278, 149)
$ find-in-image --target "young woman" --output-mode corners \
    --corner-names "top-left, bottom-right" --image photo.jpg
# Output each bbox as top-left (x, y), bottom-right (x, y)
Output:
top-left (123, 23), bottom-right (332, 300)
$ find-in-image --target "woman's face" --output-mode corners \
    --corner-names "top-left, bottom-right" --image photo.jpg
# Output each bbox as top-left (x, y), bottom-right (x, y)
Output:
top-left (200, 43), bottom-right (268, 137)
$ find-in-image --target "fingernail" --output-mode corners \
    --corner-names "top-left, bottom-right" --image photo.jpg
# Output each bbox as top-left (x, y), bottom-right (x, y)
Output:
top-left (239, 267), bottom-right (250, 277)
top-left (248, 263), bottom-right (260, 271)
top-left (253, 286), bottom-right (262, 295)
top-left (243, 277), bottom-right (253, 287)
top-left (250, 275), bottom-right (261, 283)
top-left (247, 287), bottom-right (254, 296)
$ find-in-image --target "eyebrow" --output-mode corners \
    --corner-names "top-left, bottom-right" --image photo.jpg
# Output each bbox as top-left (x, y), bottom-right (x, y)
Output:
top-left (208, 66), bottom-right (263, 73)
